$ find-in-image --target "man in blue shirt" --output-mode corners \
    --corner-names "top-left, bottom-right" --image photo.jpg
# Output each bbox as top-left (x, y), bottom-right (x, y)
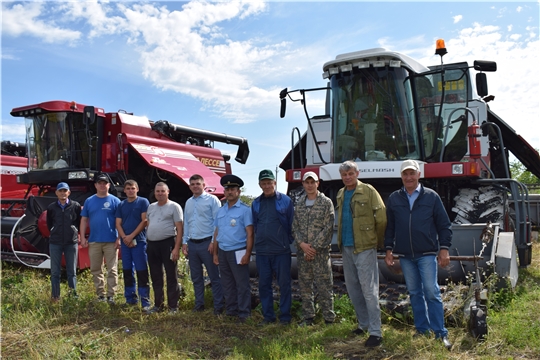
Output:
top-left (80, 174), bottom-right (121, 303)
top-left (115, 180), bottom-right (151, 310)
top-left (182, 174), bottom-right (224, 315)
top-left (213, 174), bottom-right (253, 323)
top-left (251, 169), bottom-right (294, 326)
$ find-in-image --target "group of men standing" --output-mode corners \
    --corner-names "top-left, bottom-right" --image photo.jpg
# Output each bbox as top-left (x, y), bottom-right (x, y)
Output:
top-left (48, 158), bottom-right (452, 350)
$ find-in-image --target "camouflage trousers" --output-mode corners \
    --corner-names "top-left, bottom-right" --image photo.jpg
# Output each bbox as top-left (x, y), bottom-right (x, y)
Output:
top-left (297, 251), bottom-right (336, 322)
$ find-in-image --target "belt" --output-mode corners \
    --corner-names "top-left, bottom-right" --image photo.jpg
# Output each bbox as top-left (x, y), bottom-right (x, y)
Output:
top-left (190, 236), bottom-right (212, 244)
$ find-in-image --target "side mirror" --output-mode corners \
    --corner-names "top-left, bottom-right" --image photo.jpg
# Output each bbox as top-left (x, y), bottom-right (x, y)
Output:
top-left (473, 60), bottom-right (497, 72)
top-left (83, 106), bottom-right (96, 125)
top-left (476, 73), bottom-right (488, 98)
top-left (279, 88), bottom-right (288, 118)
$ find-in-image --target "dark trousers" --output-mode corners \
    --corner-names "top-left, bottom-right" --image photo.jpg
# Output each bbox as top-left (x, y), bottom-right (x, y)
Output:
top-left (50, 243), bottom-right (78, 298)
top-left (188, 239), bottom-right (224, 311)
top-left (256, 253), bottom-right (292, 322)
top-left (147, 237), bottom-right (180, 310)
top-left (218, 248), bottom-right (251, 319)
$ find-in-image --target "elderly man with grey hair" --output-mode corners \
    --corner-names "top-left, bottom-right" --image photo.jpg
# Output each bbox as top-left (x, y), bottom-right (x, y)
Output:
top-left (336, 160), bottom-right (387, 347)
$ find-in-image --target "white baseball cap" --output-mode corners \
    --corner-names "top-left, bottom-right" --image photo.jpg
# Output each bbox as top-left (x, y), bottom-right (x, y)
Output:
top-left (302, 171), bottom-right (319, 181)
top-left (400, 159), bottom-right (420, 173)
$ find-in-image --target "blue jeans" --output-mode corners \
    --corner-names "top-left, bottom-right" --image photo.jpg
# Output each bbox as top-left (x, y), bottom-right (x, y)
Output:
top-left (121, 240), bottom-right (150, 307)
top-left (188, 240), bottom-right (223, 311)
top-left (256, 253), bottom-right (292, 322)
top-left (400, 255), bottom-right (448, 338)
top-left (50, 243), bottom-right (78, 299)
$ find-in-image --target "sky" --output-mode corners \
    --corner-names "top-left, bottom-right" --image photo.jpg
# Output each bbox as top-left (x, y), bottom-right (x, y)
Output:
top-left (1, 0), bottom-right (539, 197)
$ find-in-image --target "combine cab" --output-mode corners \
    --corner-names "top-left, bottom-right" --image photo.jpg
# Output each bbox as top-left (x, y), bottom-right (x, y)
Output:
top-left (1, 100), bottom-right (249, 269)
top-left (279, 41), bottom-right (539, 337)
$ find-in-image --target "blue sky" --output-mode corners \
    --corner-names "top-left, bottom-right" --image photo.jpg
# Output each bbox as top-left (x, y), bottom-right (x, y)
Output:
top-left (2, 1), bottom-right (539, 196)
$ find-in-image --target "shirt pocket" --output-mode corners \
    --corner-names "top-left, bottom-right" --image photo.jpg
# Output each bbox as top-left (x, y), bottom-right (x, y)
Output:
top-left (352, 199), bottom-right (370, 218)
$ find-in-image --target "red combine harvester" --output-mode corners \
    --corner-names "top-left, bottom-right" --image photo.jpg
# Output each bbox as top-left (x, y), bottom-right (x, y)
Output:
top-left (1, 100), bottom-right (249, 269)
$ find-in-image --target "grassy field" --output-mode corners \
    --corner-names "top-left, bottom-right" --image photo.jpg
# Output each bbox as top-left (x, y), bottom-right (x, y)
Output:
top-left (2, 240), bottom-right (540, 360)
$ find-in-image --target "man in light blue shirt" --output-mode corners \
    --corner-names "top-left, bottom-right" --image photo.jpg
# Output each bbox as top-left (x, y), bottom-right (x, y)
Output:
top-left (182, 174), bottom-right (224, 315)
top-left (213, 174), bottom-right (253, 323)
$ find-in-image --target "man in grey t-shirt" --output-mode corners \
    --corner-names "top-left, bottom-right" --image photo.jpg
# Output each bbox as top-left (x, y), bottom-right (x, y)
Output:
top-left (145, 182), bottom-right (183, 314)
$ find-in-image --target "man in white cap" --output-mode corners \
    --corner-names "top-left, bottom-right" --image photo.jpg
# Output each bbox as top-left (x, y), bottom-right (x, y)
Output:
top-left (384, 159), bottom-right (453, 350)
top-left (292, 171), bottom-right (335, 325)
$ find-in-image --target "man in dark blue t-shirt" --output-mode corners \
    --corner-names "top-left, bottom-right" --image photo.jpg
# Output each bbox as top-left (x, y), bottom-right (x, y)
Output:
top-left (116, 180), bottom-right (151, 310)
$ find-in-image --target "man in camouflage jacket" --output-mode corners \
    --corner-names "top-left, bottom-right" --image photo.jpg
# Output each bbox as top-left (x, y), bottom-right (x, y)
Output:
top-left (292, 171), bottom-right (336, 325)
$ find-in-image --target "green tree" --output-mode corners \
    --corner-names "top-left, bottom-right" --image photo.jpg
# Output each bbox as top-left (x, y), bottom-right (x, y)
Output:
top-left (510, 156), bottom-right (540, 194)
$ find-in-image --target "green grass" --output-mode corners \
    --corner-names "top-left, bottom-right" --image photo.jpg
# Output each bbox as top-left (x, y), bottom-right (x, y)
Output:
top-left (2, 241), bottom-right (540, 359)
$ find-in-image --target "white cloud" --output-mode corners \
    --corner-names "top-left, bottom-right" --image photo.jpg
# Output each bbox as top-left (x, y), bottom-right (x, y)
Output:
top-left (453, 15), bottom-right (463, 24)
top-left (0, 121), bottom-right (27, 142)
top-left (516, 6), bottom-right (523, 13)
top-left (509, 34), bottom-right (522, 41)
top-left (1, 2), bottom-right (81, 44)
top-left (378, 23), bottom-right (539, 151)
top-left (36, 0), bottom-right (295, 123)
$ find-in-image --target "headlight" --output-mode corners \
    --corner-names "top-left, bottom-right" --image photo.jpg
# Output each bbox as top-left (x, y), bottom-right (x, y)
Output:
top-left (68, 171), bottom-right (88, 179)
top-left (452, 164), bottom-right (464, 175)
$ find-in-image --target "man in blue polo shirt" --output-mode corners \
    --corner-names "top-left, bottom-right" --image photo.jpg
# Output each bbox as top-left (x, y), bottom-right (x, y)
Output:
top-left (80, 174), bottom-right (121, 303)
top-left (213, 174), bottom-right (253, 323)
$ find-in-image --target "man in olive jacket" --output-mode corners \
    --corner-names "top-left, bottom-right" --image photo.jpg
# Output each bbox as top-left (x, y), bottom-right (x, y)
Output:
top-left (336, 161), bottom-right (387, 347)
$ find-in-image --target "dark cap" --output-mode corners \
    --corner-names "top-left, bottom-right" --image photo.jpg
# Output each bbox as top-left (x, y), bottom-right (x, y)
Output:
top-left (95, 174), bottom-right (110, 183)
top-left (258, 169), bottom-right (275, 181)
top-left (221, 174), bottom-right (244, 189)
top-left (56, 182), bottom-right (70, 191)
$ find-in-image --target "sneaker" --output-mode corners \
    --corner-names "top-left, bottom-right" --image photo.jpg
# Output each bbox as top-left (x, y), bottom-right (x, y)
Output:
top-left (107, 296), bottom-right (115, 304)
top-left (144, 306), bottom-right (162, 315)
top-left (169, 307), bottom-right (178, 314)
top-left (324, 319), bottom-right (334, 325)
top-left (192, 306), bottom-right (205, 313)
top-left (279, 320), bottom-right (291, 326)
top-left (299, 318), bottom-right (314, 326)
top-left (97, 296), bottom-right (107, 302)
top-left (69, 289), bottom-right (79, 299)
top-left (352, 328), bottom-right (366, 336)
top-left (142, 306), bottom-right (153, 313)
top-left (438, 336), bottom-right (452, 350)
top-left (236, 317), bottom-right (248, 324)
top-left (413, 331), bottom-right (430, 338)
top-left (365, 335), bottom-right (382, 347)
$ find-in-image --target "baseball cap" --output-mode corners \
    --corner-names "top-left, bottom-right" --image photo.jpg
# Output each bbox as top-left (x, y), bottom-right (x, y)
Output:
top-left (258, 169), bottom-right (275, 181)
top-left (56, 182), bottom-right (70, 191)
top-left (302, 171), bottom-right (319, 182)
top-left (400, 159), bottom-right (420, 173)
top-left (94, 174), bottom-right (110, 183)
